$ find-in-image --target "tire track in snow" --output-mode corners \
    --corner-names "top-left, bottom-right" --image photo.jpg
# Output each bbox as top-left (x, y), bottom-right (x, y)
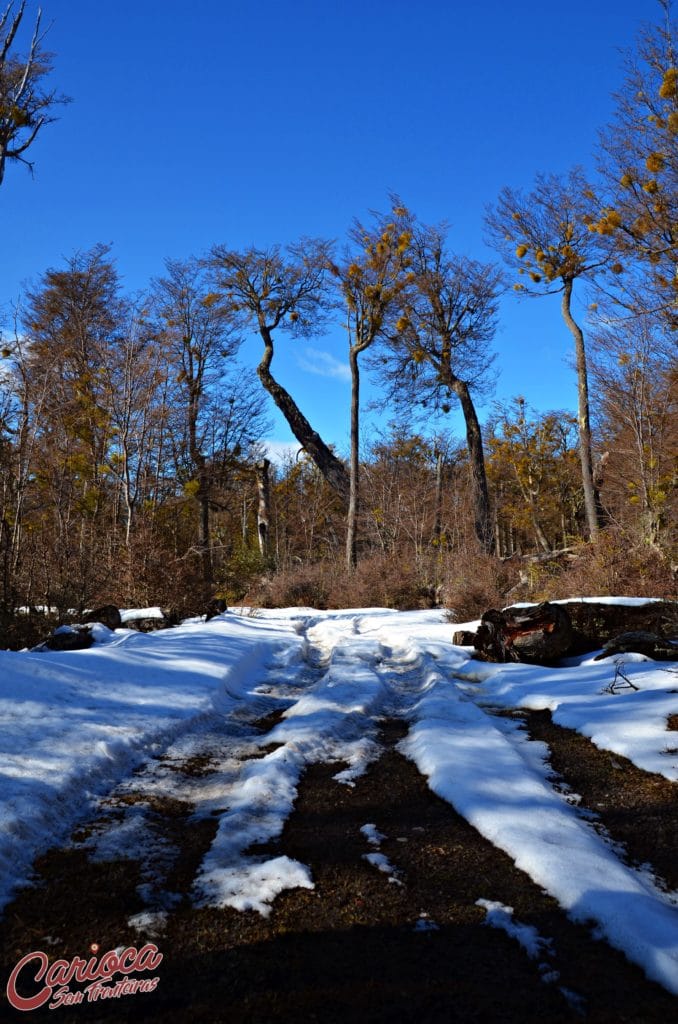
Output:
top-left (67, 616), bottom-right (385, 925)
top-left (364, 634), bottom-right (678, 997)
top-left (69, 635), bottom-right (327, 929)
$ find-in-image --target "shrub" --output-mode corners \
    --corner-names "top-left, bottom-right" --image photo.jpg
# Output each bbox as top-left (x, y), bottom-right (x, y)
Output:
top-left (543, 532), bottom-right (677, 600)
top-left (247, 564), bottom-right (331, 609)
top-left (441, 552), bottom-right (521, 622)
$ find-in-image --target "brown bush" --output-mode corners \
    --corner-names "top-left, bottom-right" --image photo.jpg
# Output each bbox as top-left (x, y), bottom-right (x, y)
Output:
top-left (0, 609), bottom-right (62, 651)
top-left (247, 564), bottom-right (332, 609)
top-left (441, 551), bottom-right (520, 622)
top-left (534, 532), bottom-right (677, 601)
top-left (243, 530), bottom-right (677, 617)
top-left (328, 555), bottom-right (435, 610)
top-left (246, 555), bottom-right (436, 611)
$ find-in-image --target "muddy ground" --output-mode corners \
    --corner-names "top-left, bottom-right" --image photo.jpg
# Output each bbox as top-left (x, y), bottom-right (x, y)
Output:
top-left (1, 714), bottom-right (676, 1024)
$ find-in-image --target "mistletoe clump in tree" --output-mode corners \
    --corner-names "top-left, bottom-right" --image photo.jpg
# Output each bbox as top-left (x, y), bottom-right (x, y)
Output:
top-left (0, 1), bottom-right (66, 186)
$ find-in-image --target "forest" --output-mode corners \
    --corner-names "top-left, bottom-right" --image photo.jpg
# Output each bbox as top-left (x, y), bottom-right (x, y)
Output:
top-left (0, 3), bottom-right (676, 647)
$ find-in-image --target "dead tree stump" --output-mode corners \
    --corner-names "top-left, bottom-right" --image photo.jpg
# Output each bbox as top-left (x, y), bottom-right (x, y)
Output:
top-left (460, 602), bottom-right (574, 664)
top-left (453, 599), bottom-right (678, 664)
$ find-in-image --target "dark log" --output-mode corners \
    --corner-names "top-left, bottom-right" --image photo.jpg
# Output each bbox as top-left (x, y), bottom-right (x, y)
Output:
top-left (83, 604), bottom-right (122, 630)
top-left (125, 614), bottom-right (171, 632)
top-left (593, 631), bottom-right (678, 661)
top-left (452, 629), bottom-right (478, 646)
top-left (460, 599), bottom-right (678, 665)
top-left (470, 602), bottom-right (573, 664)
top-left (205, 598), bottom-right (228, 621)
top-left (34, 625), bottom-right (94, 651)
top-left (505, 600), bottom-right (678, 655)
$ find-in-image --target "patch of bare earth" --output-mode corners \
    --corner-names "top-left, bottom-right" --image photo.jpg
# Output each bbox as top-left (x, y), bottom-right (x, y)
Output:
top-left (1, 719), bottom-right (676, 1023)
top-left (524, 708), bottom-right (678, 893)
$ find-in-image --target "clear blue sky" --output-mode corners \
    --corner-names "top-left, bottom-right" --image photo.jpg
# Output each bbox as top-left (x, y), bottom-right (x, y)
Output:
top-left (0, 0), bottom-right (658, 457)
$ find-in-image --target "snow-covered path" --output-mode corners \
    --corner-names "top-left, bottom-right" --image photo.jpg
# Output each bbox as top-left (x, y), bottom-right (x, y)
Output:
top-left (1, 606), bottom-right (677, 997)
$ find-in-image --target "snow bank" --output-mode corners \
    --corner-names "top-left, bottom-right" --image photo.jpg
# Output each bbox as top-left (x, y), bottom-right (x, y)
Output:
top-left (400, 661), bottom-right (678, 996)
top-left (0, 612), bottom-right (301, 911)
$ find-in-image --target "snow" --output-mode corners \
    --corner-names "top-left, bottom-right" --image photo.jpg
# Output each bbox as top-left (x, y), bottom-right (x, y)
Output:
top-left (361, 823), bottom-right (387, 846)
top-left (362, 851), bottom-right (403, 884)
top-left (197, 855), bottom-right (314, 916)
top-left (476, 898), bottom-right (553, 962)
top-left (0, 600), bottom-right (677, 995)
top-left (119, 607), bottom-right (166, 622)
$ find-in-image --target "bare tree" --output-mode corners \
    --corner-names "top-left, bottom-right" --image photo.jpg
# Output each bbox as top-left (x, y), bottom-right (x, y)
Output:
top-left (209, 240), bottom-right (350, 503)
top-left (591, 308), bottom-right (677, 548)
top-left (596, 0), bottom-right (677, 327)
top-left (375, 222), bottom-right (501, 554)
top-left (486, 169), bottom-right (613, 540)
top-left (254, 457), bottom-right (271, 556)
top-left (151, 258), bottom-right (242, 586)
top-left (0, 2), bottom-right (66, 185)
top-left (332, 202), bottom-right (414, 569)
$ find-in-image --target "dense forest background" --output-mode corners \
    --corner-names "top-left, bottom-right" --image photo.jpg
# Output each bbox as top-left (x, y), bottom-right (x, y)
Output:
top-left (0, 4), bottom-right (676, 646)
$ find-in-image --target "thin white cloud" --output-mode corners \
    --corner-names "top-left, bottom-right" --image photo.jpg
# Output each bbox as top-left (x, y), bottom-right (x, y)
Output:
top-left (264, 440), bottom-right (303, 465)
top-left (297, 347), bottom-right (351, 383)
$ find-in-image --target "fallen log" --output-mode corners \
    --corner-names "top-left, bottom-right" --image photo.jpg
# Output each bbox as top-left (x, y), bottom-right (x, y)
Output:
top-left (593, 631), bottom-right (678, 661)
top-left (83, 604), bottom-right (122, 630)
top-left (33, 625), bottom-right (95, 652)
top-left (458, 602), bottom-right (574, 665)
top-left (505, 600), bottom-right (678, 656)
top-left (453, 598), bottom-right (678, 665)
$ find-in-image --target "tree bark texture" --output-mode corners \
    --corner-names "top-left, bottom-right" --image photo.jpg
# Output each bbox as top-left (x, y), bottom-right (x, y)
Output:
top-left (255, 458), bottom-right (271, 557)
top-left (462, 602), bottom-right (574, 664)
top-left (451, 378), bottom-right (494, 554)
top-left (257, 332), bottom-right (349, 505)
top-left (455, 600), bottom-right (678, 663)
top-left (561, 280), bottom-right (600, 540)
top-left (346, 346), bottom-right (360, 570)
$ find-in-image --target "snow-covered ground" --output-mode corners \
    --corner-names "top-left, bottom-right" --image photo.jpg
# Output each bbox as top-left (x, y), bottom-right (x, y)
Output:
top-left (0, 604), bottom-right (677, 995)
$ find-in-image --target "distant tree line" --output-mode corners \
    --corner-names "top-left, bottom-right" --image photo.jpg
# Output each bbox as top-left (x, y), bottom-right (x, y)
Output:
top-left (0, 3), bottom-right (675, 629)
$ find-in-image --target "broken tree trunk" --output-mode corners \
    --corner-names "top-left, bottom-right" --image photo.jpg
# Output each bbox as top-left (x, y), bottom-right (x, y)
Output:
top-left (453, 599), bottom-right (678, 664)
top-left (455, 602), bottom-right (573, 664)
top-left (257, 331), bottom-right (349, 505)
top-left (511, 600), bottom-right (678, 656)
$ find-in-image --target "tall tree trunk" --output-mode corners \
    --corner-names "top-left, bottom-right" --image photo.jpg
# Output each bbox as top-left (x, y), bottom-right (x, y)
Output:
top-left (530, 513), bottom-right (551, 553)
top-left (188, 389), bottom-right (212, 586)
top-left (433, 447), bottom-right (444, 545)
top-left (257, 329), bottom-right (349, 505)
top-left (255, 458), bottom-right (271, 557)
top-left (561, 279), bottom-right (599, 540)
top-left (346, 347), bottom-right (360, 571)
top-left (197, 465), bottom-right (212, 586)
top-left (451, 379), bottom-right (495, 554)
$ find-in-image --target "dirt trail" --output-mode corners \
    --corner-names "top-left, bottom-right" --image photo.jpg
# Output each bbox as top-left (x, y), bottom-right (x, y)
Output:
top-left (2, 620), bottom-right (677, 1022)
top-left (2, 715), bottom-right (676, 1024)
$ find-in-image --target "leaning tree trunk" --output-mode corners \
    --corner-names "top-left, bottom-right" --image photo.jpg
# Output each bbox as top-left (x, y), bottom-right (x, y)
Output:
top-left (257, 330), bottom-right (349, 506)
top-left (451, 378), bottom-right (494, 554)
top-left (561, 279), bottom-right (599, 540)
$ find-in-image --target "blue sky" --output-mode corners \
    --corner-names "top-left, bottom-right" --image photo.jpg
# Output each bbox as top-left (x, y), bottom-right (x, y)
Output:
top-left (0, 0), bottom-right (658, 457)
